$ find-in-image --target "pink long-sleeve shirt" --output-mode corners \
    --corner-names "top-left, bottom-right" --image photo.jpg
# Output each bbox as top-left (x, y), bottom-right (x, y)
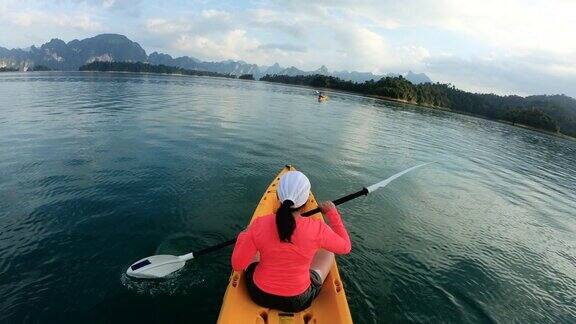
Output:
top-left (231, 207), bottom-right (351, 297)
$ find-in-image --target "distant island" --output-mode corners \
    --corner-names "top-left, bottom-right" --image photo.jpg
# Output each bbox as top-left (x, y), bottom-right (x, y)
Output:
top-left (261, 74), bottom-right (575, 137)
top-left (79, 61), bottom-right (235, 78)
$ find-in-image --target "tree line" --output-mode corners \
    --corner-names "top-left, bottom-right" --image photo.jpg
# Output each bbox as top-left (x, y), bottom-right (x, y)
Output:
top-left (79, 61), bottom-right (236, 78)
top-left (0, 67), bottom-right (18, 72)
top-left (261, 74), bottom-right (576, 136)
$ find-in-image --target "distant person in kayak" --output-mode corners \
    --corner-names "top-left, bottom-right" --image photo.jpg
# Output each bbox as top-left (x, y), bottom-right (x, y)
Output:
top-left (318, 91), bottom-right (327, 101)
top-left (232, 171), bottom-right (351, 312)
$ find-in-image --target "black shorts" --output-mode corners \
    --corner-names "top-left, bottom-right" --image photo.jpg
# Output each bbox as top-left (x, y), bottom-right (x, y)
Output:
top-left (244, 262), bottom-right (323, 313)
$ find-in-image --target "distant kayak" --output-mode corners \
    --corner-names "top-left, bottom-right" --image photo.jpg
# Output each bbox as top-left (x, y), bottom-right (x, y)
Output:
top-left (315, 90), bottom-right (329, 102)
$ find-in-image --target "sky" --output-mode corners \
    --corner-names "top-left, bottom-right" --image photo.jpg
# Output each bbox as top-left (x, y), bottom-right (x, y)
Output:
top-left (1, 0), bottom-right (575, 97)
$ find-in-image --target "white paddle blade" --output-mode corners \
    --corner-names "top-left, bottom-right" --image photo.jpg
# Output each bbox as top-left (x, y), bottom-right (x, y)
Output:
top-left (366, 162), bottom-right (435, 193)
top-left (126, 255), bottom-right (186, 279)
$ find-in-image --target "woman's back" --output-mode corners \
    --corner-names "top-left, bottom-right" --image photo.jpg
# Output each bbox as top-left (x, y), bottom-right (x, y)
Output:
top-left (232, 207), bottom-right (351, 296)
top-left (251, 214), bottom-right (324, 295)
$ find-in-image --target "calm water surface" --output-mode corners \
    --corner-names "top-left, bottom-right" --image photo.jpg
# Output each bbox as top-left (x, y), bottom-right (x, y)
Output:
top-left (0, 72), bottom-right (575, 323)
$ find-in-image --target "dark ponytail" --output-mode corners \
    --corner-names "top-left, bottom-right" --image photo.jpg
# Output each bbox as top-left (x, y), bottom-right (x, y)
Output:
top-left (276, 200), bottom-right (296, 242)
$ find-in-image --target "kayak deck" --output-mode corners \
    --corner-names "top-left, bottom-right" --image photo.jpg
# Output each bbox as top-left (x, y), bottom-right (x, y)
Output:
top-left (217, 165), bottom-right (352, 324)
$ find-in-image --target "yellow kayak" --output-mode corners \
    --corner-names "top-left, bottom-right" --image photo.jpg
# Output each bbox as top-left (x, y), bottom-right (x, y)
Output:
top-left (318, 95), bottom-right (329, 102)
top-left (217, 165), bottom-right (353, 324)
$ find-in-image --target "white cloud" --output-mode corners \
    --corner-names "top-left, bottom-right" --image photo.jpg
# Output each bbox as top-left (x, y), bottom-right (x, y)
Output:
top-left (333, 27), bottom-right (389, 71)
top-left (143, 8), bottom-right (313, 64)
top-left (145, 19), bottom-right (190, 35)
top-left (83, 0), bottom-right (144, 13)
top-left (200, 9), bottom-right (230, 20)
top-left (246, 9), bottom-right (307, 38)
top-left (331, 25), bottom-right (430, 73)
top-left (11, 11), bottom-right (102, 31)
top-left (425, 52), bottom-right (576, 96)
top-left (258, 0), bottom-right (575, 95)
top-left (424, 0), bottom-right (576, 56)
top-left (173, 29), bottom-right (261, 61)
top-left (258, 43), bottom-right (306, 53)
top-left (101, 0), bottom-right (116, 9)
top-left (289, 0), bottom-right (576, 53)
top-left (145, 9), bottom-right (233, 37)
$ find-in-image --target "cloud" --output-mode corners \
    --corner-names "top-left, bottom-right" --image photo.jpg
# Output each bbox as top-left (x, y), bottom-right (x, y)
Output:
top-left (145, 10), bottom-right (233, 36)
top-left (246, 9), bottom-right (307, 38)
top-left (425, 53), bottom-right (576, 97)
top-left (169, 27), bottom-right (309, 67)
top-left (331, 25), bottom-right (430, 73)
top-left (145, 19), bottom-right (191, 35)
top-left (11, 11), bottom-right (102, 31)
top-left (143, 9), bottom-right (243, 59)
top-left (279, 0), bottom-right (576, 54)
top-left (258, 43), bottom-right (307, 53)
top-left (260, 0), bottom-right (575, 95)
top-left (436, 0), bottom-right (576, 55)
top-left (333, 26), bottom-right (389, 72)
top-left (173, 29), bottom-right (261, 61)
top-left (200, 9), bottom-right (230, 20)
top-left (78, 0), bottom-right (144, 14)
top-left (143, 7), bottom-right (312, 63)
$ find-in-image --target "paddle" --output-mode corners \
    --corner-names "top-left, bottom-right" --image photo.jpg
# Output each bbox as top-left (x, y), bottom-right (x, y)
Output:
top-left (126, 162), bottom-right (434, 279)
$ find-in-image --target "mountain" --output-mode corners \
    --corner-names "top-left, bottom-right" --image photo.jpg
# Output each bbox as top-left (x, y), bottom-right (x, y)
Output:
top-left (406, 71), bottom-right (432, 84)
top-left (332, 70), bottom-right (381, 83)
top-left (0, 34), bottom-right (257, 75)
top-left (148, 52), bottom-right (201, 70)
top-left (0, 34), bottom-right (146, 71)
top-left (149, 52), bottom-right (259, 76)
top-left (314, 65), bottom-right (329, 75)
top-left (0, 33), bottom-right (432, 82)
top-left (200, 60), bottom-right (260, 76)
top-left (330, 70), bottom-right (431, 84)
top-left (263, 62), bottom-right (283, 75)
top-left (277, 66), bottom-right (308, 76)
top-left (260, 65), bottom-right (328, 78)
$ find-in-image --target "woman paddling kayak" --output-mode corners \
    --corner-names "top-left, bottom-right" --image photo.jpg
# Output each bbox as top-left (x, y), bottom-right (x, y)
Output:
top-left (231, 171), bottom-right (351, 312)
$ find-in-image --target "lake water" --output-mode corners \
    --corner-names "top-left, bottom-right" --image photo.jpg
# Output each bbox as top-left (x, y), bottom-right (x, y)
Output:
top-left (1, 72), bottom-right (575, 323)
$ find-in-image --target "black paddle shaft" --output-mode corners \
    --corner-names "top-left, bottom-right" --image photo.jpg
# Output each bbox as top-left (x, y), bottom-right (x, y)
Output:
top-left (193, 187), bottom-right (369, 256)
top-left (194, 238), bottom-right (237, 257)
top-left (302, 187), bottom-right (368, 217)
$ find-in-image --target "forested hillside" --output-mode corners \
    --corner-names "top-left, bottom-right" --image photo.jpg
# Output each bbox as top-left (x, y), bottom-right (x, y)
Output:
top-left (261, 74), bottom-right (576, 136)
top-left (79, 61), bottom-right (235, 78)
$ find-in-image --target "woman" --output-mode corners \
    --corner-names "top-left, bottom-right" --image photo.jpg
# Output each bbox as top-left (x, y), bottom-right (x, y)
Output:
top-left (231, 171), bottom-right (351, 312)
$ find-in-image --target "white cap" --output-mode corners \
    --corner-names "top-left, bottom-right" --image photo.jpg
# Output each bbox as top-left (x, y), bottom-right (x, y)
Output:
top-left (277, 171), bottom-right (311, 208)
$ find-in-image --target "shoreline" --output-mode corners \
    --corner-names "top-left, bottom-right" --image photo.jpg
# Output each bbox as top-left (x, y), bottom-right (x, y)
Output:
top-left (261, 80), bottom-right (574, 141)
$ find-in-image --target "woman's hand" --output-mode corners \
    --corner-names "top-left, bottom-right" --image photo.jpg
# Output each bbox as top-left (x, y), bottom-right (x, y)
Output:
top-left (319, 201), bottom-right (336, 214)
